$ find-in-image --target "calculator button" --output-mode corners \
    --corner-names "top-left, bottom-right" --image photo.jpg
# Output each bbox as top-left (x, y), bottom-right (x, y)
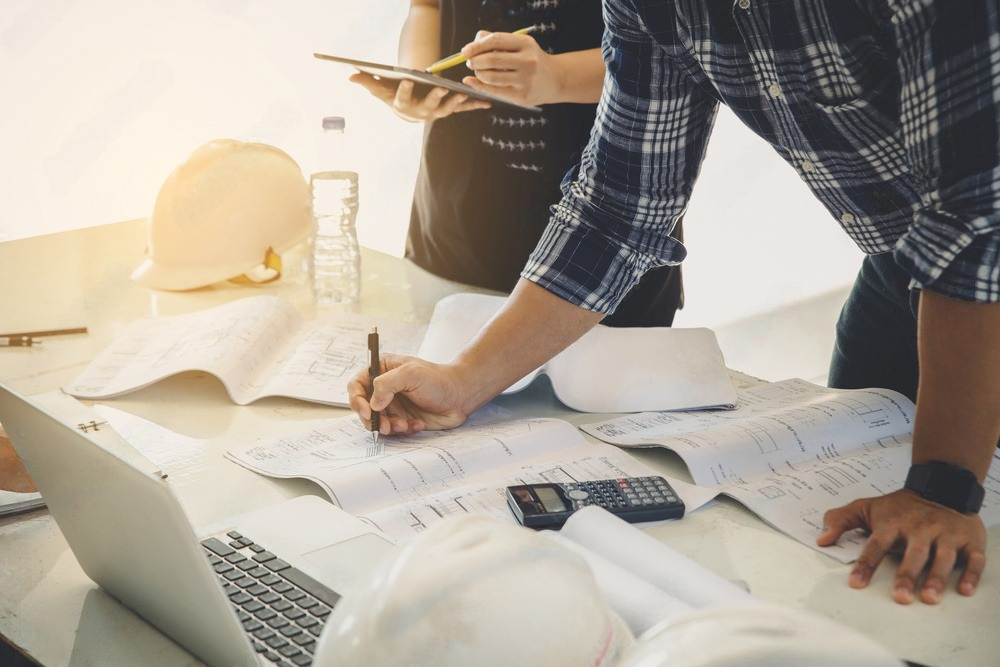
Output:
top-left (567, 489), bottom-right (589, 501)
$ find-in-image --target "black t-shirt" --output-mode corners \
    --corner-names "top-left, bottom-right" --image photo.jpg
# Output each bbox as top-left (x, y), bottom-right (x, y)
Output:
top-left (405, 0), bottom-right (604, 292)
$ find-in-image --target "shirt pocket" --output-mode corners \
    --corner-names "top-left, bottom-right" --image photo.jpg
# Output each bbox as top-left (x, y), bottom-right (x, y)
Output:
top-left (794, 17), bottom-right (895, 108)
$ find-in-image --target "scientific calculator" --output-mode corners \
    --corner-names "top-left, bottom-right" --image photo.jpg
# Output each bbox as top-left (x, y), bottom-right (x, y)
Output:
top-left (506, 476), bottom-right (686, 529)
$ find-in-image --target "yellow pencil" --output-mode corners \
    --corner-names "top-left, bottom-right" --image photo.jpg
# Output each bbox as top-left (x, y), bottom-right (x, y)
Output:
top-left (425, 26), bottom-right (536, 74)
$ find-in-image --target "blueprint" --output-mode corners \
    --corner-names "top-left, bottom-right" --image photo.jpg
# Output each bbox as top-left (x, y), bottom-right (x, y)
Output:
top-left (225, 409), bottom-right (714, 542)
top-left (581, 379), bottom-right (1000, 562)
top-left (63, 296), bottom-right (425, 407)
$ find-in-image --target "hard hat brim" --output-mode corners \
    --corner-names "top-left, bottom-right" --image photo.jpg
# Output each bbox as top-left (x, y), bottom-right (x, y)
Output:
top-left (131, 256), bottom-right (251, 291)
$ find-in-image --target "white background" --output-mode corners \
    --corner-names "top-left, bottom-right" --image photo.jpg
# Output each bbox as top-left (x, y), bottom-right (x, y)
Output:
top-left (0, 0), bottom-right (862, 330)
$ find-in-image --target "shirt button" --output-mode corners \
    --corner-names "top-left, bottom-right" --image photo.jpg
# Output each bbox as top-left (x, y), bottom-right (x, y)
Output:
top-left (738, 0), bottom-right (751, 8)
top-left (767, 83), bottom-right (781, 98)
top-left (801, 160), bottom-right (816, 173)
top-left (841, 212), bottom-right (856, 224)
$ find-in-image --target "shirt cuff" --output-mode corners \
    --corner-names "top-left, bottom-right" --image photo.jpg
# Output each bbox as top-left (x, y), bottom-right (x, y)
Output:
top-left (520, 201), bottom-right (686, 314)
top-left (894, 209), bottom-right (1000, 303)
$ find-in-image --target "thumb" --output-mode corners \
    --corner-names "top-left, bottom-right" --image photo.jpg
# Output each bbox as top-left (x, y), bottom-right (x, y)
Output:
top-left (816, 503), bottom-right (867, 546)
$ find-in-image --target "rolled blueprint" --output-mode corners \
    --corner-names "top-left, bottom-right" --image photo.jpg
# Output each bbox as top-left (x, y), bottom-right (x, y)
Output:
top-left (543, 531), bottom-right (694, 635)
top-left (560, 506), bottom-right (756, 609)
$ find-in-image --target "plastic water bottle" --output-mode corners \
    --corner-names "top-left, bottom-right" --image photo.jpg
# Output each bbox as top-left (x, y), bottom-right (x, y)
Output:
top-left (311, 116), bottom-right (360, 304)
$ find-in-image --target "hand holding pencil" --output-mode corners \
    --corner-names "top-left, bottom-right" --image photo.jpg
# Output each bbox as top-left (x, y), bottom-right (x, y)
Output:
top-left (442, 27), bottom-right (571, 108)
top-left (350, 26), bottom-right (553, 122)
top-left (425, 26), bottom-right (536, 73)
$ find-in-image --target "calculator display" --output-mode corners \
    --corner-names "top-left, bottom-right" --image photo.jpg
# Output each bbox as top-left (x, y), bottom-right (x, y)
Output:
top-left (534, 486), bottom-right (567, 513)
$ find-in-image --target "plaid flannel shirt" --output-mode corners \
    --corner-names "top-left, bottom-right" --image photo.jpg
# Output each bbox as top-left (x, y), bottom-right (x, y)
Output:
top-left (522, 0), bottom-right (1000, 309)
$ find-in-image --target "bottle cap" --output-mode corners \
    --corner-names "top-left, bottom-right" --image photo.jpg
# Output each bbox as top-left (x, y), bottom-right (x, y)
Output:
top-left (322, 116), bottom-right (346, 131)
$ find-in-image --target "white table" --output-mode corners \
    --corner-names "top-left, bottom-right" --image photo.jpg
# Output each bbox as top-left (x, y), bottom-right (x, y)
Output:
top-left (1, 220), bottom-right (996, 667)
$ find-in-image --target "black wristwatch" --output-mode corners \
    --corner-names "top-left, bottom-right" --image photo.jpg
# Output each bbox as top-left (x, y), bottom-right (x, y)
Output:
top-left (904, 461), bottom-right (985, 514)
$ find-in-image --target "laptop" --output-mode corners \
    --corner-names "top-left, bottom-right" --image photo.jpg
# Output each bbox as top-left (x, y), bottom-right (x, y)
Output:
top-left (0, 385), bottom-right (396, 667)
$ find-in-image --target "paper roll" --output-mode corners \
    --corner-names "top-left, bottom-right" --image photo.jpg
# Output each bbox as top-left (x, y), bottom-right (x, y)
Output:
top-left (560, 506), bottom-right (756, 609)
top-left (543, 532), bottom-right (694, 635)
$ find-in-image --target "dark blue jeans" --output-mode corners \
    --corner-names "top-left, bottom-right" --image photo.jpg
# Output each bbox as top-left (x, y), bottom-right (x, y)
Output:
top-left (828, 253), bottom-right (921, 401)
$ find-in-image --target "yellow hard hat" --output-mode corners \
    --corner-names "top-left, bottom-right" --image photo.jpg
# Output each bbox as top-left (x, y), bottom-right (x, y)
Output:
top-left (131, 139), bottom-right (312, 291)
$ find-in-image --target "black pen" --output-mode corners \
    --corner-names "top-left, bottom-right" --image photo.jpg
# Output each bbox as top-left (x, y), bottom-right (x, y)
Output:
top-left (368, 326), bottom-right (380, 447)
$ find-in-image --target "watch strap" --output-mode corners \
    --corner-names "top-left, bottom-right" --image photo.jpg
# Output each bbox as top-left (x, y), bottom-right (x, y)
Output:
top-left (904, 461), bottom-right (985, 514)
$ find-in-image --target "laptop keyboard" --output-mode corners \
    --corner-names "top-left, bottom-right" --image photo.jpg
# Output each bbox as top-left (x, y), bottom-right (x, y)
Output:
top-left (202, 531), bottom-right (341, 667)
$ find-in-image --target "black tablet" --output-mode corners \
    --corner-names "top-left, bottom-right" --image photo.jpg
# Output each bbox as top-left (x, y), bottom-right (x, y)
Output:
top-left (314, 53), bottom-right (542, 113)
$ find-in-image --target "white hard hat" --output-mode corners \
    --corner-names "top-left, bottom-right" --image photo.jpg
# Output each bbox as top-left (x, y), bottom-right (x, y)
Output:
top-left (313, 515), bottom-right (634, 667)
top-left (619, 601), bottom-right (903, 667)
top-left (131, 139), bottom-right (312, 291)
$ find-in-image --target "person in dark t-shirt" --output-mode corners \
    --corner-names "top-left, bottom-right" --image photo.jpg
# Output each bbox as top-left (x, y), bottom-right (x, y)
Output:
top-left (351, 0), bottom-right (683, 327)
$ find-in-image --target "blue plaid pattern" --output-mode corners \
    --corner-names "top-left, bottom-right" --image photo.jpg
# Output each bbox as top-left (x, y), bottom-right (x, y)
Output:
top-left (522, 0), bottom-right (1000, 310)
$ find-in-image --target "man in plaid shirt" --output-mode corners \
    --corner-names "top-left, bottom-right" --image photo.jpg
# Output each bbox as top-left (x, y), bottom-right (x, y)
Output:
top-left (353, 1), bottom-right (999, 605)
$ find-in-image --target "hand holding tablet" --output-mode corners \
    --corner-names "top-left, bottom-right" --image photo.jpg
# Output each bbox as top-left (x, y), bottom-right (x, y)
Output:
top-left (315, 53), bottom-right (542, 114)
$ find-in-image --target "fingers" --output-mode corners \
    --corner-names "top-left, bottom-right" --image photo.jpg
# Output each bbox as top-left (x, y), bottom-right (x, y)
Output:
top-left (898, 532), bottom-right (986, 604)
top-left (462, 76), bottom-right (528, 105)
top-left (347, 369), bottom-right (374, 421)
top-left (461, 40), bottom-right (541, 103)
top-left (914, 534), bottom-right (986, 602)
top-left (382, 400), bottom-right (422, 436)
top-left (350, 75), bottom-right (458, 122)
top-left (461, 32), bottom-right (538, 96)
top-left (452, 98), bottom-right (492, 114)
top-left (462, 31), bottom-right (532, 58)
top-left (393, 81), bottom-right (471, 121)
top-left (957, 549), bottom-right (986, 596)
top-left (349, 363), bottom-right (427, 437)
top-left (890, 534), bottom-right (930, 604)
top-left (434, 91), bottom-right (474, 117)
top-left (820, 492), bottom-right (989, 604)
top-left (348, 354), bottom-right (469, 436)
top-left (411, 83), bottom-right (450, 115)
top-left (850, 527), bottom-right (897, 592)
top-left (349, 72), bottom-right (397, 105)
top-left (466, 51), bottom-right (523, 74)
top-left (464, 69), bottom-right (524, 87)
top-left (392, 80), bottom-right (429, 120)
top-left (816, 501), bottom-right (868, 546)
top-left (917, 544), bottom-right (956, 604)
top-left (384, 415), bottom-right (425, 437)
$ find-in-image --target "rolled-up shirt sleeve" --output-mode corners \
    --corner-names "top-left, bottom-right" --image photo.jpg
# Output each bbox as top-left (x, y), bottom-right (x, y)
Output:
top-left (520, 0), bottom-right (719, 314)
top-left (891, 1), bottom-right (1000, 303)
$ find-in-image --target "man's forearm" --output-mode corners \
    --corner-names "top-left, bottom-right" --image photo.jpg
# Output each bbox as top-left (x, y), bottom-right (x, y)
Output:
top-left (452, 279), bottom-right (604, 415)
top-left (399, 1), bottom-right (441, 70)
top-left (913, 290), bottom-right (1000, 480)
